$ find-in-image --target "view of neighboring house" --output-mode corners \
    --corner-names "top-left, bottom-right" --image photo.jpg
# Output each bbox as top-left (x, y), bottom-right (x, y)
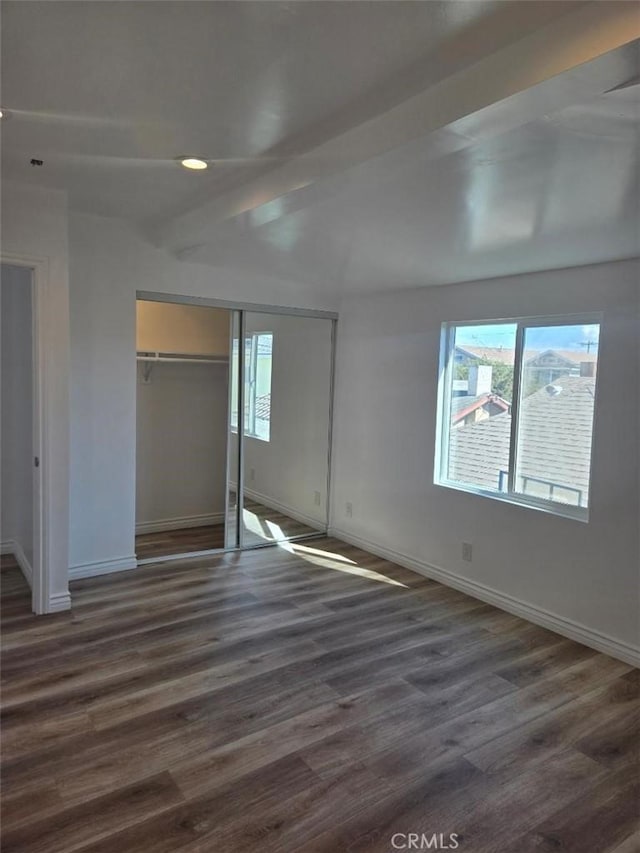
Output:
top-left (451, 393), bottom-right (509, 428)
top-left (455, 344), bottom-right (598, 386)
top-left (525, 349), bottom-right (598, 385)
top-left (448, 375), bottom-right (596, 507)
top-left (450, 363), bottom-right (510, 427)
top-left (455, 345), bottom-right (536, 367)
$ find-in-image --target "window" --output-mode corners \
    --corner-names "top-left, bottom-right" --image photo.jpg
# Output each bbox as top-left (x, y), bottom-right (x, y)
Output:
top-left (435, 316), bottom-right (601, 520)
top-left (230, 332), bottom-right (273, 441)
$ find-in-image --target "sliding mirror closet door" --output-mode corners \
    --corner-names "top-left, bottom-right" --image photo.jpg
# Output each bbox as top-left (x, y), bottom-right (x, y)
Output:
top-left (135, 300), bottom-right (231, 561)
top-left (224, 310), bottom-right (241, 549)
top-left (240, 312), bottom-right (333, 546)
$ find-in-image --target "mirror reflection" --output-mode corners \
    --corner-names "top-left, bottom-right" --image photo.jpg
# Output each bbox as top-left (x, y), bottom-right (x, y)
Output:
top-left (237, 312), bottom-right (333, 546)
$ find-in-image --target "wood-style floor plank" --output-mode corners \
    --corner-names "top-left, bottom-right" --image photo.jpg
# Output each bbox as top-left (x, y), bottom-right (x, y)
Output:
top-left (1, 539), bottom-right (637, 852)
top-left (511, 764), bottom-right (640, 853)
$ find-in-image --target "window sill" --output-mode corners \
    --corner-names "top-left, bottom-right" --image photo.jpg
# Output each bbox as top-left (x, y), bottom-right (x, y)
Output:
top-left (230, 428), bottom-right (270, 443)
top-left (434, 479), bottom-right (589, 523)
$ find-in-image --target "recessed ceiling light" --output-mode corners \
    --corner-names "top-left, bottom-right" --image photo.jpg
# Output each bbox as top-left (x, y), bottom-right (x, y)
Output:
top-left (180, 157), bottom-right (208, 171)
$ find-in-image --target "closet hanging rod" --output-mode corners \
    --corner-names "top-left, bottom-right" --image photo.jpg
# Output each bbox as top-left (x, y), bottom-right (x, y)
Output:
top-left (136, 351), bottom-right (229, 365)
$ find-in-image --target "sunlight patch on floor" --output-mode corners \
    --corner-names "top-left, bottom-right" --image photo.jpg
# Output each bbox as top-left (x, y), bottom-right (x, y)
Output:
top-left (242, 508), bottom-right (272, 542)
top-left (278, 540), bottom-right (408, 587)
top-left (243, 511), bottom-right (408, 587)
top-left (287, 542), bottom-right (357, 565)
top-left (266, 519), bottom-right (287, 541)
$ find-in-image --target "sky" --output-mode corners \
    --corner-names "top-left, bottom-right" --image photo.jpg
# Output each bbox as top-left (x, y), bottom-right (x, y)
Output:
top-left (455, 323), bottom-right (600, 352)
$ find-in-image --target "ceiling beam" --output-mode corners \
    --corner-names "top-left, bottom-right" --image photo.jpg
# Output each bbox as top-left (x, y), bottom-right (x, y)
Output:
top-left (156, 1), bottom-right (640, 256)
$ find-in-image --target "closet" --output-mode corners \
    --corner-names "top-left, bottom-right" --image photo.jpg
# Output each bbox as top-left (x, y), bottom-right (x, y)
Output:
top-left (135, 300), bottom-right (231, 559)
top-left (135, 297), bottom-right (335, 562)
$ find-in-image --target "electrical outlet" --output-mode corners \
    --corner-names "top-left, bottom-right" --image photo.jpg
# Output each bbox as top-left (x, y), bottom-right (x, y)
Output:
top-left (314, 491), bottom-right (321, 506)
top-left (250, 468), bottom-right (256, 481)
top-left (345, 502), bottom-right (353, 518)
top-left (462, 542), bottom-right (473, 562)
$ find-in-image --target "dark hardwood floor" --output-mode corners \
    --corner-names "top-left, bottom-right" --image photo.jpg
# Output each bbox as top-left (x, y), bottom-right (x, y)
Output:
top-left (135, 524), bottom-right (226, 559)
top-left (1, 542), bottom-right (638, 852)
top-left (135, 498), bottom-right (321, 560)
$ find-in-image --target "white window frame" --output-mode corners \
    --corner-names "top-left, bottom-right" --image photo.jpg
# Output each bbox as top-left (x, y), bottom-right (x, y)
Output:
top-left (434, 313), bottom-right (602, 522)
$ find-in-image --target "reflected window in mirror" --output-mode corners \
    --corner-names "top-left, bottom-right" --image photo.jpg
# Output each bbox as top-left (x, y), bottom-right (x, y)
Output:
top-left (230, 332), bottom-right (273, 442)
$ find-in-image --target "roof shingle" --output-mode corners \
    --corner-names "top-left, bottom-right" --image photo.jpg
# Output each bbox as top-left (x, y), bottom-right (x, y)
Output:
top-left (448, 376), bottom-right (596, 506)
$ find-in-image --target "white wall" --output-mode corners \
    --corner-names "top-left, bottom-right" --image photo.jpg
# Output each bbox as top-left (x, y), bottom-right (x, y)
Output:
top-left (233, 312), bottom-right (333, 530)
top-left (1, 183), bottom-right (71, 611)
top-left (136, 362), bottom-right (229, 531)
top-left (1, 265), bottom-right (34, 572)
top-left (330, 259), bottom-right (640, 662)
top-left (69, 212), bottom-right (338, 574)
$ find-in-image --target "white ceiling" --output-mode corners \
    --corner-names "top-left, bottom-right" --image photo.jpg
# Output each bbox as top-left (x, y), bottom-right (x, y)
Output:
top-left (2, 1), bottom-right (638, 292)
top-left (185, 84), bottom-right (640, 291)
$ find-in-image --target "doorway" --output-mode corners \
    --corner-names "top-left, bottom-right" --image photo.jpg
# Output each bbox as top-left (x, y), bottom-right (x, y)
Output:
top-left (134, 294), bottom-right (335, 562)
top-left (1, 264), bottom-right (37, 595)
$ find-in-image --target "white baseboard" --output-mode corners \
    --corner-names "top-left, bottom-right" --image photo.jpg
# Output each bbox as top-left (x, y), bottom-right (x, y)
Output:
top-left (135, 512), bottom-right (225, 535)
top-left (1, 539), bottom-right (33, 588)
top-left (243, 487), bottom-right (325, 533)
top-left (328, 526), bottom-right (640, 668)
top-left (48, 591), bottom-right (72, 612)
top-left (3, 539), bottom-right (71, 613)
top-left (69, 555), bottom-right (137, 581)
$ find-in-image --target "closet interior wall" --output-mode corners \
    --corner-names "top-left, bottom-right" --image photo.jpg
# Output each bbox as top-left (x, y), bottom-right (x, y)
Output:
top-left (135, 301), bottom-right (231, 559)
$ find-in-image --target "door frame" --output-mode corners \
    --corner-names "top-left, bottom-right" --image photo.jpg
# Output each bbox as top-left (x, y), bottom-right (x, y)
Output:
top-left (1, 253), bottom-right (50, 614)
